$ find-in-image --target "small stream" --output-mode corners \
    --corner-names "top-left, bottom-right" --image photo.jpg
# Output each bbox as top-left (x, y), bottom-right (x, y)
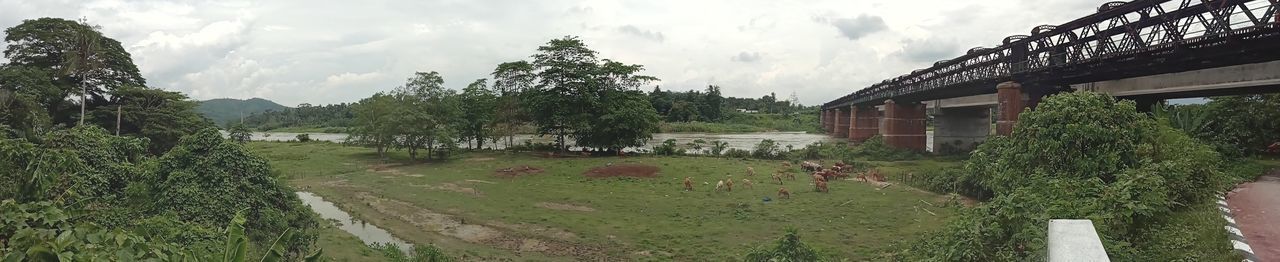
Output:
top-left (295, 191), bottom-right (413, 252)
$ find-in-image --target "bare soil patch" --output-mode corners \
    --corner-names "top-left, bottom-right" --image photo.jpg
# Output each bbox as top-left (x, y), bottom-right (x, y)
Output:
top-left (494, 166), bottom-right (544, 177)
top-left (536, 202), bottom-right (595, 212)
top-left (353, 192), bottom-right (608, 260)
top-left (412, 183), bottom-right (483, 197)
top-left (582, 164), bottom-right (660, 178)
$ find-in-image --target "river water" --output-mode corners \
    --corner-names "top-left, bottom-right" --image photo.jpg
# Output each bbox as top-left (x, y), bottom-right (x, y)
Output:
top-left (244, 131), bottom-right (935, 152)
top-left (295, 192), bottom-right (413, 252)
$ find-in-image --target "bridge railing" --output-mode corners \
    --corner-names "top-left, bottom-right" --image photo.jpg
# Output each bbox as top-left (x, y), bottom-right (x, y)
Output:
top-left (826, 0), bottom-right (1280, 108)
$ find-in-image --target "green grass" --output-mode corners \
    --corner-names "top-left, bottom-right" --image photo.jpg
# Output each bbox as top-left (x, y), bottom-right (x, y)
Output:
top-left (314, 221), bottom-right (383, 261)
top-left (252, 141), bottom-right (962, 260)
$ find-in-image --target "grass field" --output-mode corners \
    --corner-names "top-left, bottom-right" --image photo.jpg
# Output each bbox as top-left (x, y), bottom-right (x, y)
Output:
top-left (250, 141), bottom-right (964, 260)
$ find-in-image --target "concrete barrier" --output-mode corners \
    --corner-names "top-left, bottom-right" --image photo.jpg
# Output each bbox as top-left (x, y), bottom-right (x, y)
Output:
top-left (1048, 219), bottom-right (1110, 262)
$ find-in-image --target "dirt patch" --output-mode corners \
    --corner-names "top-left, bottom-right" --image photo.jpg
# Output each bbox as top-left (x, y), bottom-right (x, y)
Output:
top-left (353, 192), bottom-right (609, 260)
top-left (366, 163), bottom-right (419, 176)
top-left (413, 183), bottom-right (483, 196)
top-left (465, 179), bottom-right (497, 184)
top-left (495, 166), bottom-right (544, 177)
top-left (582, 164), bottom-right (660, 178)
top-left (536, 202), bottom-right (595, 212)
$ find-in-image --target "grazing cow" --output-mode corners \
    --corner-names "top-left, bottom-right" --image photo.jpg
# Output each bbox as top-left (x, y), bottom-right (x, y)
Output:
top-left (867, 169), bottom-right (885, 182)
top-left (815, 180), bottom-right (829, 192)
top-left (715, 180), bottom-right (727, 192)
top-left (746, 166), bottom-right (756, 176)
top-left (772, 173), bottom-right (784, 185)
top-left (811, 173), bottom-right (826, 183)
top-left (801, 161), bottom-right (823, 172)
top-left (855, 172), bottom-right (868, 182)
top-left (725, 178), bottom-right (735, 192)
top-left (742, 179), bottom-right (754, 189)
top-left (778, 187), bottom-right (791, 199)
top-left (785, 172), bottom-right (796, 181)
top-left (782, 162), bottom-right (792, 168)
top-left (683, 177), bottom-right (694, 191)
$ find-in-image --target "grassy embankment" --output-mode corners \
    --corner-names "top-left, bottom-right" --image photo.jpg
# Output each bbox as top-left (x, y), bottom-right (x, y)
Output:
top-left (660, 113), bottom-right (820, 133)
top-left (252, 141), bottom-right (961, 261)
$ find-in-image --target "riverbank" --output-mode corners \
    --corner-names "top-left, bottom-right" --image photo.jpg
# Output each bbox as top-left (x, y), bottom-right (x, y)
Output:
top-left (252, 141), bottom-right (963, 260)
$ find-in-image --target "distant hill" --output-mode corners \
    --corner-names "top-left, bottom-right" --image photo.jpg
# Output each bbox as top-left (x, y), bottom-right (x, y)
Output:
top-left (197, 98), bottom-right (289, 126)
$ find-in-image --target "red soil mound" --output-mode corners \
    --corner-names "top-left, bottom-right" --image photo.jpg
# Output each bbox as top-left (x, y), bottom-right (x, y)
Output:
top-left (582, 164), bottom-right (660, 178)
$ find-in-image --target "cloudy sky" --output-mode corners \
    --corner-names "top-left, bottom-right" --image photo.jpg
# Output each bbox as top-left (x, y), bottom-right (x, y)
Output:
top-left (0, 0), bottom-right (1103, 106)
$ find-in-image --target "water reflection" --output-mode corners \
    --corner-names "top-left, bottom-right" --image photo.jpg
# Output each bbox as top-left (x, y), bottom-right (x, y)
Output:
top-left (295, 191), bottom-right (413, 252)
top-left (240, 131), bottom-right (935, 152)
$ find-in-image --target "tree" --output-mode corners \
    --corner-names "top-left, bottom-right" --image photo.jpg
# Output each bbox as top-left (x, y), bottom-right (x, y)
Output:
top-left (574, 90), bottom-right (660, 151)
top-left (350, 93), bottom-right (398, 159)
top-left (666, 100), bottom-right (699, 122)
top-left (490, 61), bottom-right (534, 147)
top-left (90, 86), bottom-right (213, 154)
top-left (527, 36), bottom-right (601, 152)
top-left (744, 229), bottom-right (825, 262)
top-left (0, 66), bottom-right (54, 139)
top-left (3, 18), bottom-right (145, 126)
top-left (700, 85), bottom-right (723, 121)
top-left (648, 86), bottom-right (672, 115)
top-left (228, 123), bottom-right (251, 144)
top-left (391, 71), bottom-right (459, 161)
top-left (459, 79), bottom-right (497, 149)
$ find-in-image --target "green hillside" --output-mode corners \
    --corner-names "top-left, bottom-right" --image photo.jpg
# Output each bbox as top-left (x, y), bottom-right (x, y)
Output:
top-left (196, 98), bottom-right (288, 126)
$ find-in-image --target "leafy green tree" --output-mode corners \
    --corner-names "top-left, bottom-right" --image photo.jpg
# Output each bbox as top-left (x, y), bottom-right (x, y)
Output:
top-left (574, 90), bottom-right (660, 151)
top-left (350, 93), bottom-right (399, 159)
top-left (649, 86), bottom-right (672, 115)
top-left (90, 86), bottom-right (213, 154)
top-left (1193, 94), bottom-right (1280, 156)
top-left (0, 66), bottom-right (53, 139)
top-left (666, 101), bottom-right (700, 122)
top-left (700, 85), bottom-right (723, 121)
top-left (490, 61), bottom-right (534, 147)
top-left (3, 18), bottom-right (145, 126)
top-left (527, 36), bottom-right (601, 152)
top-left (391, 71), bottom-right (460, 161)
top-left (459, 78), bottom-right (497, 149)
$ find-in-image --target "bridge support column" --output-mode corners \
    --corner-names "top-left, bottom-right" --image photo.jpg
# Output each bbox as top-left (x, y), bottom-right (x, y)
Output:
top-left (822, 110), bottom-right (832, 133)
top-left (850, 105), bottom-right (880, 142)
top-left (834, 107), bottom-right (850, 138)
top-left (881, 100), bottom-right (927, 151)
top-left (933, 107), bottom-right (991, 154)
top-left (996, 81), bottom-right (1025, 136)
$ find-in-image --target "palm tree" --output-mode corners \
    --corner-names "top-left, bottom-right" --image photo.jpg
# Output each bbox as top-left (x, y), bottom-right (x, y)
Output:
top-left (62, 19), bottom-right (103, 126)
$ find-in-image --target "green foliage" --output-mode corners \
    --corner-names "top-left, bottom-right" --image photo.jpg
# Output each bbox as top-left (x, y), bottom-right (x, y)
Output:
top-left (92, 86), bottom-right (214, 154)
top-left (459, 78), bottom-right (497, 149)
top-left (652, 139), bottom-right (684, 156)
top-left (751, 139), bottom-right (782, 159)
top-left (149, 128), bottom-right (319, 258)
top-left (295, 133), bottom-right (311, 142)
top-left (390, 71), bottom-right (461, 161)
top-left (197, 98), bottom-right (290, 127)
top-left (575, 90), bottom-right (661, 151)
top-left (3, 18), bottom-right (146, 126)
top-left (724, 148), bottom-right (751, 158)
top-left (708, 140), bottom-right (729, 156)
top-left (0, 66), bottom-right (55, 139)
top-left (229, 123), bottom-right (252, 144)
top-left (370, 243), bottom-right (454, 262)
top-left (904, 92), bottom-right (1231, 261)
top-left (349, 93), bottom-right (398, 158)
top-left (1161, 95), bottom-right (1280, 157)
top-left (744, 229), bottom-right (826, 262)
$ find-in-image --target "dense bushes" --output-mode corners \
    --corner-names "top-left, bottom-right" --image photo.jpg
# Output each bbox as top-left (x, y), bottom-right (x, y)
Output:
top-left (744, 229), bottom-right (828, 261)
top-left (1157, 94), bottom-right (1280, 157)
top-left (903, 92), bottom-right (1231, 261)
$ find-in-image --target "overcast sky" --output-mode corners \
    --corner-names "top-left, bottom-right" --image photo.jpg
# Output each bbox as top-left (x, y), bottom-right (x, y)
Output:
top-left (0, 0), bottom-right (1103, 106)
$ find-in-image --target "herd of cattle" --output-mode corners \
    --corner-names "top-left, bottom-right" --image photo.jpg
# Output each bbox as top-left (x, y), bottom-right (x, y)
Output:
top-left (682, 160), bottom-right (887, 199)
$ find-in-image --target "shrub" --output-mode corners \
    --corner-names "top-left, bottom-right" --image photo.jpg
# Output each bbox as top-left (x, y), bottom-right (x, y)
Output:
top-left (652, 139), bottom-right (685, 156)
top-left (724, 148), bottom-right (751, 158)
top-left (708, 140), bottom-right (729, 156)
top-left (295, 133), bottom-right (312, 142)
top-left (905, 92), bottom-right (1230, 261)
top-left (744, 229), bottom-right (827, 262)
top-left (751, 139), bottom-right (782, 159)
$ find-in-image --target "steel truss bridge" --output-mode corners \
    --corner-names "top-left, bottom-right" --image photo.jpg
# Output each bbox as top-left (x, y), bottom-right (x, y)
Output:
top-left (822, 0), bottom-right (1280, 109)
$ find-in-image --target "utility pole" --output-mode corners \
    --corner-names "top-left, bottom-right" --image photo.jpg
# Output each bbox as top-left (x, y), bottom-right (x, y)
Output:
top-left (115, 104), bottom-right (121, 135)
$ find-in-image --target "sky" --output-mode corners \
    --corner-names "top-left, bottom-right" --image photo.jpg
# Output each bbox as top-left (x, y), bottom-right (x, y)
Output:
top-left (0, 0), bottom-right (1105, 106)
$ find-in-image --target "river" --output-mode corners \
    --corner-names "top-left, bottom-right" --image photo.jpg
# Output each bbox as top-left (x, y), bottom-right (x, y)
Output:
top-left (241, 131), bottom-right (935, 152)
top-left (295, 192), bottom-right (413, 252)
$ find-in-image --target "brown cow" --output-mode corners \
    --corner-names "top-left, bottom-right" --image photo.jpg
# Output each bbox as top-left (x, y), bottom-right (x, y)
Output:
top-left (772, 173), bottom-right (784, 185)
top-left (742, 179), bottom-right (754, 189)
top-left (782, 162), bottom-right (793, 169)
top-left (785, 172), bottom-right (796, 181)
top-left (725, 178), bottom-right (735, 192)
top-left (714, 180), bottom-right (727, 192)
top-left (746, 166), bottom-right (756, 176)
top-left (801, 161), bottom-right (822, 172)
top-left (812, 173), bottom-right (826, 183)
top-left (815, 180), bottom-right (829, 193)
top-left (683, 177), bottom-right (694, 191)
top-left (778, 187), bottom-right (791, 199)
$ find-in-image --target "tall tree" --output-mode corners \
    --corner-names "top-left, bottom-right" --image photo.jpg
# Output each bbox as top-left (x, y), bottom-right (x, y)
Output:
top-left (459, 78), bottom-right (497, 149)
top-left (3, 18), bottom-right (145, 126)
top-left (490, 61), bottom-right (534, 147)
top-left (701, 85), bottom-right (723, 121)
top-left (528, 36), bottom-right (600, 152)
top-left (349, 93), bottom-right (398, 159)
top-left (648, 86), bottom-right (672, 115)
top-left (392, 71), bottom-right (458, 160)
